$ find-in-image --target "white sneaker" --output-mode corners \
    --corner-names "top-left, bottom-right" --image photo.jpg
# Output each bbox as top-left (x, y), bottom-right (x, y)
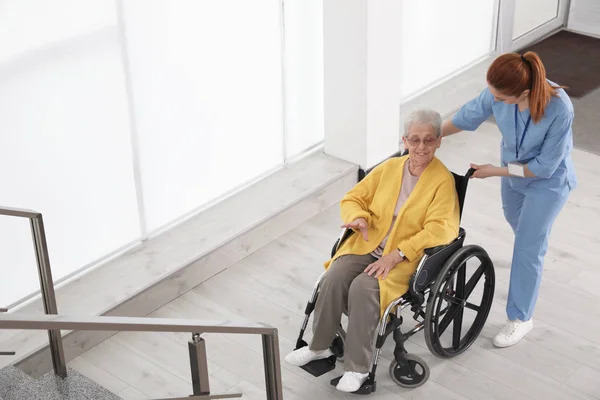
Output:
top-left (284, 347), bottom-right (333, 366)
top-left (492, 318), bottom-right (533, 348)
top-left (336, 371), bottom-right (369, 392)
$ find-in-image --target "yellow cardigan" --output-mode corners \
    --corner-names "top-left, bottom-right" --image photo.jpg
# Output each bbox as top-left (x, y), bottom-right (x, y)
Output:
top-left (324, 155), bottom-right (460, 317)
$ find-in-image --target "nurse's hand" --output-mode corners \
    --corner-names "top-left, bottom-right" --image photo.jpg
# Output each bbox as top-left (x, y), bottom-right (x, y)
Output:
top-left (470, 163), bottom-right (501, 179)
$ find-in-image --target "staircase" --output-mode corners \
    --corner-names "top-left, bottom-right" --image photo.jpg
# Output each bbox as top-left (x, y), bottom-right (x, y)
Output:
top-left (0, 365), bottom-right (121, 400)
top-left (0, 151), bottom-right (353, 399)
top-left (5, 152), bottom-right (357, 379)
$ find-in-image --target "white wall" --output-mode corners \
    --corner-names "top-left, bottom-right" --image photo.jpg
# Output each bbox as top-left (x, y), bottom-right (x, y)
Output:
top-left (400, 0), bottom-right (497, 100)
top-left (323, 0), bottom-right (497, 169)
top-left (568, 0), bottom-right (600, 38)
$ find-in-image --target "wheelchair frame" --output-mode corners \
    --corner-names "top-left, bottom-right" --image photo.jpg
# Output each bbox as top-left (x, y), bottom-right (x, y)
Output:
top-left (293, 150), bottom-right (496, 393)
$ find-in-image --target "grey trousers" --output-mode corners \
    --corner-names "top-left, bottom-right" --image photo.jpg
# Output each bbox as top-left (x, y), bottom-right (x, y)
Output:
top-left (310, 254), bottom-right (381, 373)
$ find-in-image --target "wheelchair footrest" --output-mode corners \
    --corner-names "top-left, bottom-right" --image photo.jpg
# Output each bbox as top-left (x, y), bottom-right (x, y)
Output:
top-left (300, 356), bottom-right (337, 377)
top-left (330, 375), bottom-right (376, 395)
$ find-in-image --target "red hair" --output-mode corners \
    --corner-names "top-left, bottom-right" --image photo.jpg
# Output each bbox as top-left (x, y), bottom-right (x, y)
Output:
top-left (486, 51), bottom-right (564, 123)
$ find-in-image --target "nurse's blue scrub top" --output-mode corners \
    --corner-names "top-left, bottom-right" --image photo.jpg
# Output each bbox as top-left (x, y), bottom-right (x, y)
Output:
top-left (452, 81), bottom-right (577, 194)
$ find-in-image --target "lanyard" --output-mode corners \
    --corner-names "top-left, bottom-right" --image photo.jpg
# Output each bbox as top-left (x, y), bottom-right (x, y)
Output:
top-left (514, 104), bottom-right (531, 160)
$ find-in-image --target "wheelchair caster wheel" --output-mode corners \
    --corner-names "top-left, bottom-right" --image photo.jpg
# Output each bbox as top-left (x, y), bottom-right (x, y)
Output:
top-left (388, 354), bottom-right (430, 388)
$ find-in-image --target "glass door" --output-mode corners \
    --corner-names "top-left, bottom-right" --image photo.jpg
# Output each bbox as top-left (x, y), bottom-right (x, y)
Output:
top-left (506, 0), bottom-right (570, 51)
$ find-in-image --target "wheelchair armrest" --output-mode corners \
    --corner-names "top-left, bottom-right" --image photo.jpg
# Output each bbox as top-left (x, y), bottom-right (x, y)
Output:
top-left (424, 244), bottom-right (446, 256)
top-left (330, 228), bottom-right (355, 258)
top-left (423, 228), bottom-right (466, 257)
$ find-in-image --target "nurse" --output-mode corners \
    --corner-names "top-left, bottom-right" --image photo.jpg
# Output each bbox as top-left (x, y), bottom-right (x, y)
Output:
top-left (441, 51), bottom-right (577, 347)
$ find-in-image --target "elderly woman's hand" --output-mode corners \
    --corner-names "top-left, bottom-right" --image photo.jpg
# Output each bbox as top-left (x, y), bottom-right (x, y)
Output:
top-left (364, 252), bottom-right (404, 280)
top-left (341, 218), bottom-right (369, 241)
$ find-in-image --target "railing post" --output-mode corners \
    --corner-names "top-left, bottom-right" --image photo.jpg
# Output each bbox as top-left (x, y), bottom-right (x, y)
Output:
top-left (262, 332), bottom-right (283, 400)
top-left (189, 333), bottom-right (210, 396)
top-left (0, 308), bottom-right (14, 355)
top-left (30, 215), bottom-right (67, 378)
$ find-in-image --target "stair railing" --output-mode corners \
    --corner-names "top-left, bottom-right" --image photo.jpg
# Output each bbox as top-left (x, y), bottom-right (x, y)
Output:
top-left (0, 206), bottom-right (284, 399)
top-left (0, 206), bottom-right (65, 376)
top-left (0, 313), bottom-right (284, 399)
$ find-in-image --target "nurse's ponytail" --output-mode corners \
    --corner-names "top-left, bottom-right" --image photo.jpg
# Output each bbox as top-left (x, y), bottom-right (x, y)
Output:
top-left (486, 51), bottom-right (564, 123)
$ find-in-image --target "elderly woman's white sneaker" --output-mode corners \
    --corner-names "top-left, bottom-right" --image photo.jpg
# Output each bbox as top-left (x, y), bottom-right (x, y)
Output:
top-left (336, 371), bottom-right (369, 392)
top-left (492, 318), bottom-right (533, 348)
top-left (284, 347), bottom-right (333, 366)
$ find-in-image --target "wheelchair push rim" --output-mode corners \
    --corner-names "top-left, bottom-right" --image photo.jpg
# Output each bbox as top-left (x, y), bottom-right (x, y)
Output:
top-left (424, 244), bottom-right (495, 358)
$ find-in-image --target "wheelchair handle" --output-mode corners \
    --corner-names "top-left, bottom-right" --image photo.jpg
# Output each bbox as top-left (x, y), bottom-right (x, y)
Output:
top-left (465, 167), bottom-right (476, 179)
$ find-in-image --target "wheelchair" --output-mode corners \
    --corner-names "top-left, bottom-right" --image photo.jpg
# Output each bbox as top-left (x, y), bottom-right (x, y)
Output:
top-left (293, 150), bottom-right (496, 394)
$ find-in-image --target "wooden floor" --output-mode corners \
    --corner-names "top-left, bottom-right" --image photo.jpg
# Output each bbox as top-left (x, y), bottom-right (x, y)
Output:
top-left (69, 123), bottom-right (600, 400)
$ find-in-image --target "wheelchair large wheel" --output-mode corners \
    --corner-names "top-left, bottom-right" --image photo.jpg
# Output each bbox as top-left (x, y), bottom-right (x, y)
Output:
top-left (424, 244), bottom-right (494, 358)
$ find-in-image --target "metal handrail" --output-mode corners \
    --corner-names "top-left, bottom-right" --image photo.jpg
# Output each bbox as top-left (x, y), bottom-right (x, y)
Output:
top-left (0, 314), bottom-right (274, 334)
top-left (0, 313), bottom-right (284, 400)
top-left (0, 206), bottom-right (40, 219)
top-left (0, 206), bottom-right (65, 377)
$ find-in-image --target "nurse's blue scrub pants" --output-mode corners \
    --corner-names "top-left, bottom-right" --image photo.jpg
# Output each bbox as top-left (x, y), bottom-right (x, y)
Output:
top-left (501, 178), bottom-right (570, 321)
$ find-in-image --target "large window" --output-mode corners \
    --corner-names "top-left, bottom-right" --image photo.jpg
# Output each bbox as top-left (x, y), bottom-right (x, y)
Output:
top-left (0, 0), bottom-right (290, 307)
top-left (0, 1), bottom-right (141, 306)
top-left (121, 1), bottom-right (285, 232)
top-left (400, 0), bottom-right (497, 99)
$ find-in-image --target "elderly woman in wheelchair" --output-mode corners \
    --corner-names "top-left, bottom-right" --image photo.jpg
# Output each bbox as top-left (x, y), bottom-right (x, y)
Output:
top-left (285, 109), bottom-right (495, 394)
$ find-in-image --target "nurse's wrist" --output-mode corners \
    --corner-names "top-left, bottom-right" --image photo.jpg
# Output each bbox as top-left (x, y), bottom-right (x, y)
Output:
top-left (496, 166), bottom-right (510, 177)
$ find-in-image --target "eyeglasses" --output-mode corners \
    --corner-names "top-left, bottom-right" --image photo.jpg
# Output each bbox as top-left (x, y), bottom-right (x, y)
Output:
top-left (405, 136), bottom-right (438, 147)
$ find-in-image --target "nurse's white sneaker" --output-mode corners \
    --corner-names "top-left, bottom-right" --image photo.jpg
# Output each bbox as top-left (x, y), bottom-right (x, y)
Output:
top-left (336, 371), bottom-right (369, 392)
top-left (492, 318), bottom-right (533, 348)
top-left (284, 347), bottom-right (333, 366)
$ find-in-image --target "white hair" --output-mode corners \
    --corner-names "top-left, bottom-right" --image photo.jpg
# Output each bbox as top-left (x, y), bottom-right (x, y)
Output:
top-left (403, 108), bottom-right (442, 138)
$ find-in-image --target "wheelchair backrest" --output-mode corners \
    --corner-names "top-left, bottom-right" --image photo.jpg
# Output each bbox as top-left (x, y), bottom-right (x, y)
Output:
top-left (451, 172), bottom-right (470, 221)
